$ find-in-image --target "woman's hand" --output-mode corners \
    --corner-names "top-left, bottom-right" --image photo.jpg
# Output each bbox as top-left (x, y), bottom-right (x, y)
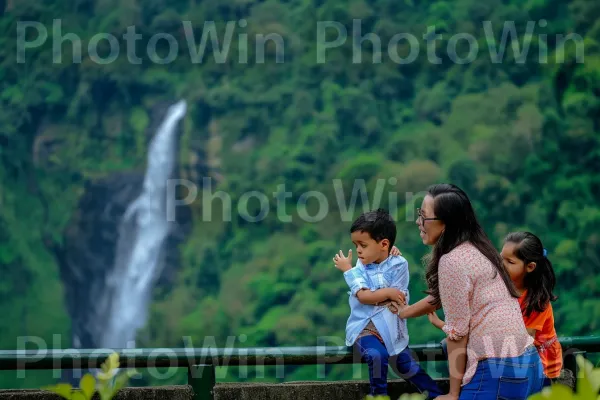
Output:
top-left (433, 394), bottom-right (459, 400)
top-left (390, 246), bottom-right (402, 256)
top-left (388, 300), bottom-right (408, 316)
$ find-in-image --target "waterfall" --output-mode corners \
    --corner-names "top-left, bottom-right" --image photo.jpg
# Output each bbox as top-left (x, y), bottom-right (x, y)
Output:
top-left (94, 100), bottom-right (187, 349)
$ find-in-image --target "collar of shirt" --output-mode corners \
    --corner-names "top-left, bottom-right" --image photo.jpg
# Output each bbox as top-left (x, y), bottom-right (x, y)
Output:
top-left (361, 255), bottom-right (392, 269)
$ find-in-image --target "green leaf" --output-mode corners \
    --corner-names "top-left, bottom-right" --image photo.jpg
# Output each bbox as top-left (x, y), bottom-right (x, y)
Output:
top-left (42, 383), bottom-right (73, 399)
top-left (97, 353), bottom-right (120, 381)
top-left (126, 369), bottom-right (140, 378)
top-left (79, 373), bottom-right (96, 400)
top-left (71, 391), bottom-right (88, 400)
top-left (528, 384), bottom-right (574, 400)
top-left (577, 354), bottom-right (600, 398)
top-left (399, 393), bottom-right (427, 400)
top-left (97, 385), bottom-right (114, 400)
top-left (112, 371), bottom-right (134, 392)
top-left (579, 355), bottom-right (600, 393)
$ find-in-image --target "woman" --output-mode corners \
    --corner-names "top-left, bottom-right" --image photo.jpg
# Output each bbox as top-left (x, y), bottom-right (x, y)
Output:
top-left (393, 183), bottom-right (544, 400)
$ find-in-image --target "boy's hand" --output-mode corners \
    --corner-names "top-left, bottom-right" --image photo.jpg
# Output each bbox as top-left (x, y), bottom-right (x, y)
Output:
top-left (427, 312), bottom-right (445, 330)
top-left (333, 249), bottom-right (353, 272)
top-left (390, 246), bottom-right (402, 256)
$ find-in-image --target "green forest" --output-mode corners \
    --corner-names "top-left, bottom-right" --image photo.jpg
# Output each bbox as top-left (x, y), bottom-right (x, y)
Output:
top-left (1, 0), bottom-right (599, 390)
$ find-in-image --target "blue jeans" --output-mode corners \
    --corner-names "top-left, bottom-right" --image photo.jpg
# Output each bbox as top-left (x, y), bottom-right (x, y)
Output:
top-left (441, 339), bottom-right (552, 399)
top-left (356, 335), bottom-right (444, 399)
top-left (458, 346), bottom-right (545, 400)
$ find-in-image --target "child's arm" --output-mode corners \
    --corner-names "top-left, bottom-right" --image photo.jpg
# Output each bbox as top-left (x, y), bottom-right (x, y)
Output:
top-left (428, 312), bottom-right (445, 330)
top-left (336, 250), bottom-right (406, 305)
top-left (375, 256), bottom-right (410, 310)
top-left (356, 288), bottom-right (405, 305)
top-left (394, 295), bottom-right (439, 319)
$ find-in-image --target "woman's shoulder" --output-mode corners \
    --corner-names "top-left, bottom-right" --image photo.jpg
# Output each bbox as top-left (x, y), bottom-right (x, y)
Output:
top-left (439, 242), bottom-right (487, 271)
top-left (440, 242), bottom-right (476, 262)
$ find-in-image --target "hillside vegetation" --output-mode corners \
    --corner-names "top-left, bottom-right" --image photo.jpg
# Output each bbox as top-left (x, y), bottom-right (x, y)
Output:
top-left (0, 0), bottom-right (599, 388)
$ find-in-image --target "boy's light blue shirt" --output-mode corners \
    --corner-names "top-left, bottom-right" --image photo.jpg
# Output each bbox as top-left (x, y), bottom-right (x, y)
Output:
top-left (343, 255), bottom-right (410, 356)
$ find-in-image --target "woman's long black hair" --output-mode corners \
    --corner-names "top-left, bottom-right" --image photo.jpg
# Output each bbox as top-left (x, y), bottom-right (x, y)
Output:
top-left (425, 183), bottom-right (520, 307)
top-left (504, 231), bottom-right (558, 317)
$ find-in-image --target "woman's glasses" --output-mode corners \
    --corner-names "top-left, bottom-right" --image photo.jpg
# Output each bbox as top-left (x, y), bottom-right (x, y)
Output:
top-left (417, 208), bottom-right (441, 225)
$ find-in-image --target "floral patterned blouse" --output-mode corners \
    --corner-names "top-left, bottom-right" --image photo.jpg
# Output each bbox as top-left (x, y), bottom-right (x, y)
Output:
top-left (439, 242), bottom-right (534, 386)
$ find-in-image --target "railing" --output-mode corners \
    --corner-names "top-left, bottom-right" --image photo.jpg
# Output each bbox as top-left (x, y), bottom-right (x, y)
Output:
top-left (1, 336), bottom-right (598, 400)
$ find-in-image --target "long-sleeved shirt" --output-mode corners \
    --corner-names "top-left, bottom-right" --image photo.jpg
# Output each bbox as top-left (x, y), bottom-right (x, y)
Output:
top-left (343, 255), bottom-right (410, 356)
top-left (439, 242), bottom-right (534, 386)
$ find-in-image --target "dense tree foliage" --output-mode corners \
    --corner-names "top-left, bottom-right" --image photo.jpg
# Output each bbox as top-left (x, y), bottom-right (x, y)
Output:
top-left (0, 0), bottom-right (599, 389)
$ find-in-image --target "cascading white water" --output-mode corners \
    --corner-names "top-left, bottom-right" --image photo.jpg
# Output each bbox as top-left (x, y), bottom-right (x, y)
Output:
top-left (97, 100), bottom-right (187, 348)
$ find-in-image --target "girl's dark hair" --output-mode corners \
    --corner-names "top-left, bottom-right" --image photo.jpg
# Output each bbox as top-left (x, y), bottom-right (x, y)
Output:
top-left (425, 183), bottom-right (519, 307)
top-left (504, 231), bottom-right (557, 317)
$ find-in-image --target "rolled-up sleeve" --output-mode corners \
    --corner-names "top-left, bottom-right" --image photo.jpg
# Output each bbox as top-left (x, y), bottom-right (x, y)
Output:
top-left (343, 267), bottom-right (369, 297)
top-left (439, 255), bottom-right (472, 341)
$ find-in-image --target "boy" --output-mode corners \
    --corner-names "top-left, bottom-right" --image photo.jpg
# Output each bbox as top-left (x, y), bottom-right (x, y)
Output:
top-left (333, 208), bottom-right (443, 399)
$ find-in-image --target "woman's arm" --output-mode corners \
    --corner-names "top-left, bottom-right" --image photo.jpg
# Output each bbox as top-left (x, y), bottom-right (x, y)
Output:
top-left (397, 295), bottom-right (439, 318)
top-left (446, 335), bottom-right (468, 399)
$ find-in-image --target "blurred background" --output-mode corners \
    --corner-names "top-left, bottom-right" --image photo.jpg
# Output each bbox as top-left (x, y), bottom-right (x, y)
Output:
top-left (0, 0), bottom-right (599, 390)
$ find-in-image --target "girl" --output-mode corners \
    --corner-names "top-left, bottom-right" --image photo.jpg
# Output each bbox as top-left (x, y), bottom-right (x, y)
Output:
top-left (426, 231), bottom-right (562, 388)
top-left (501, 231), bottom-right (562, 386)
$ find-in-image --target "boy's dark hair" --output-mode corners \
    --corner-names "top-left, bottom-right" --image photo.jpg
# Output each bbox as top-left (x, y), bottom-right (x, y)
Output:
top-left (504, 231), bottom-right (558, 318)
top-left (350, 208), bottom-right (396, 248)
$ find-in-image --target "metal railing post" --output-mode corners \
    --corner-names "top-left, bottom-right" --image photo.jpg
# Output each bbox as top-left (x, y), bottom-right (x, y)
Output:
top-left (188, 364), bottom-right (216, 400)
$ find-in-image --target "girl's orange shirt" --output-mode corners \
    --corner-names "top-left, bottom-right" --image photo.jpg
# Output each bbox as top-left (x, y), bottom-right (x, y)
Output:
top-left (518, 291), bottom-right (563, 379)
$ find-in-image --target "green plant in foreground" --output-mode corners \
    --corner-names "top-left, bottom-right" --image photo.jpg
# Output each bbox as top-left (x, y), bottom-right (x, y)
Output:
top-left (42, 353), bottom-right (139, 400)
top-left (530, 355), bottom-right (600, 400)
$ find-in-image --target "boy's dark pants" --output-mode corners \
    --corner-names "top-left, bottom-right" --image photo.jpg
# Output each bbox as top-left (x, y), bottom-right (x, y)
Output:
top-left (356, 335), bottom-right (444, 399)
